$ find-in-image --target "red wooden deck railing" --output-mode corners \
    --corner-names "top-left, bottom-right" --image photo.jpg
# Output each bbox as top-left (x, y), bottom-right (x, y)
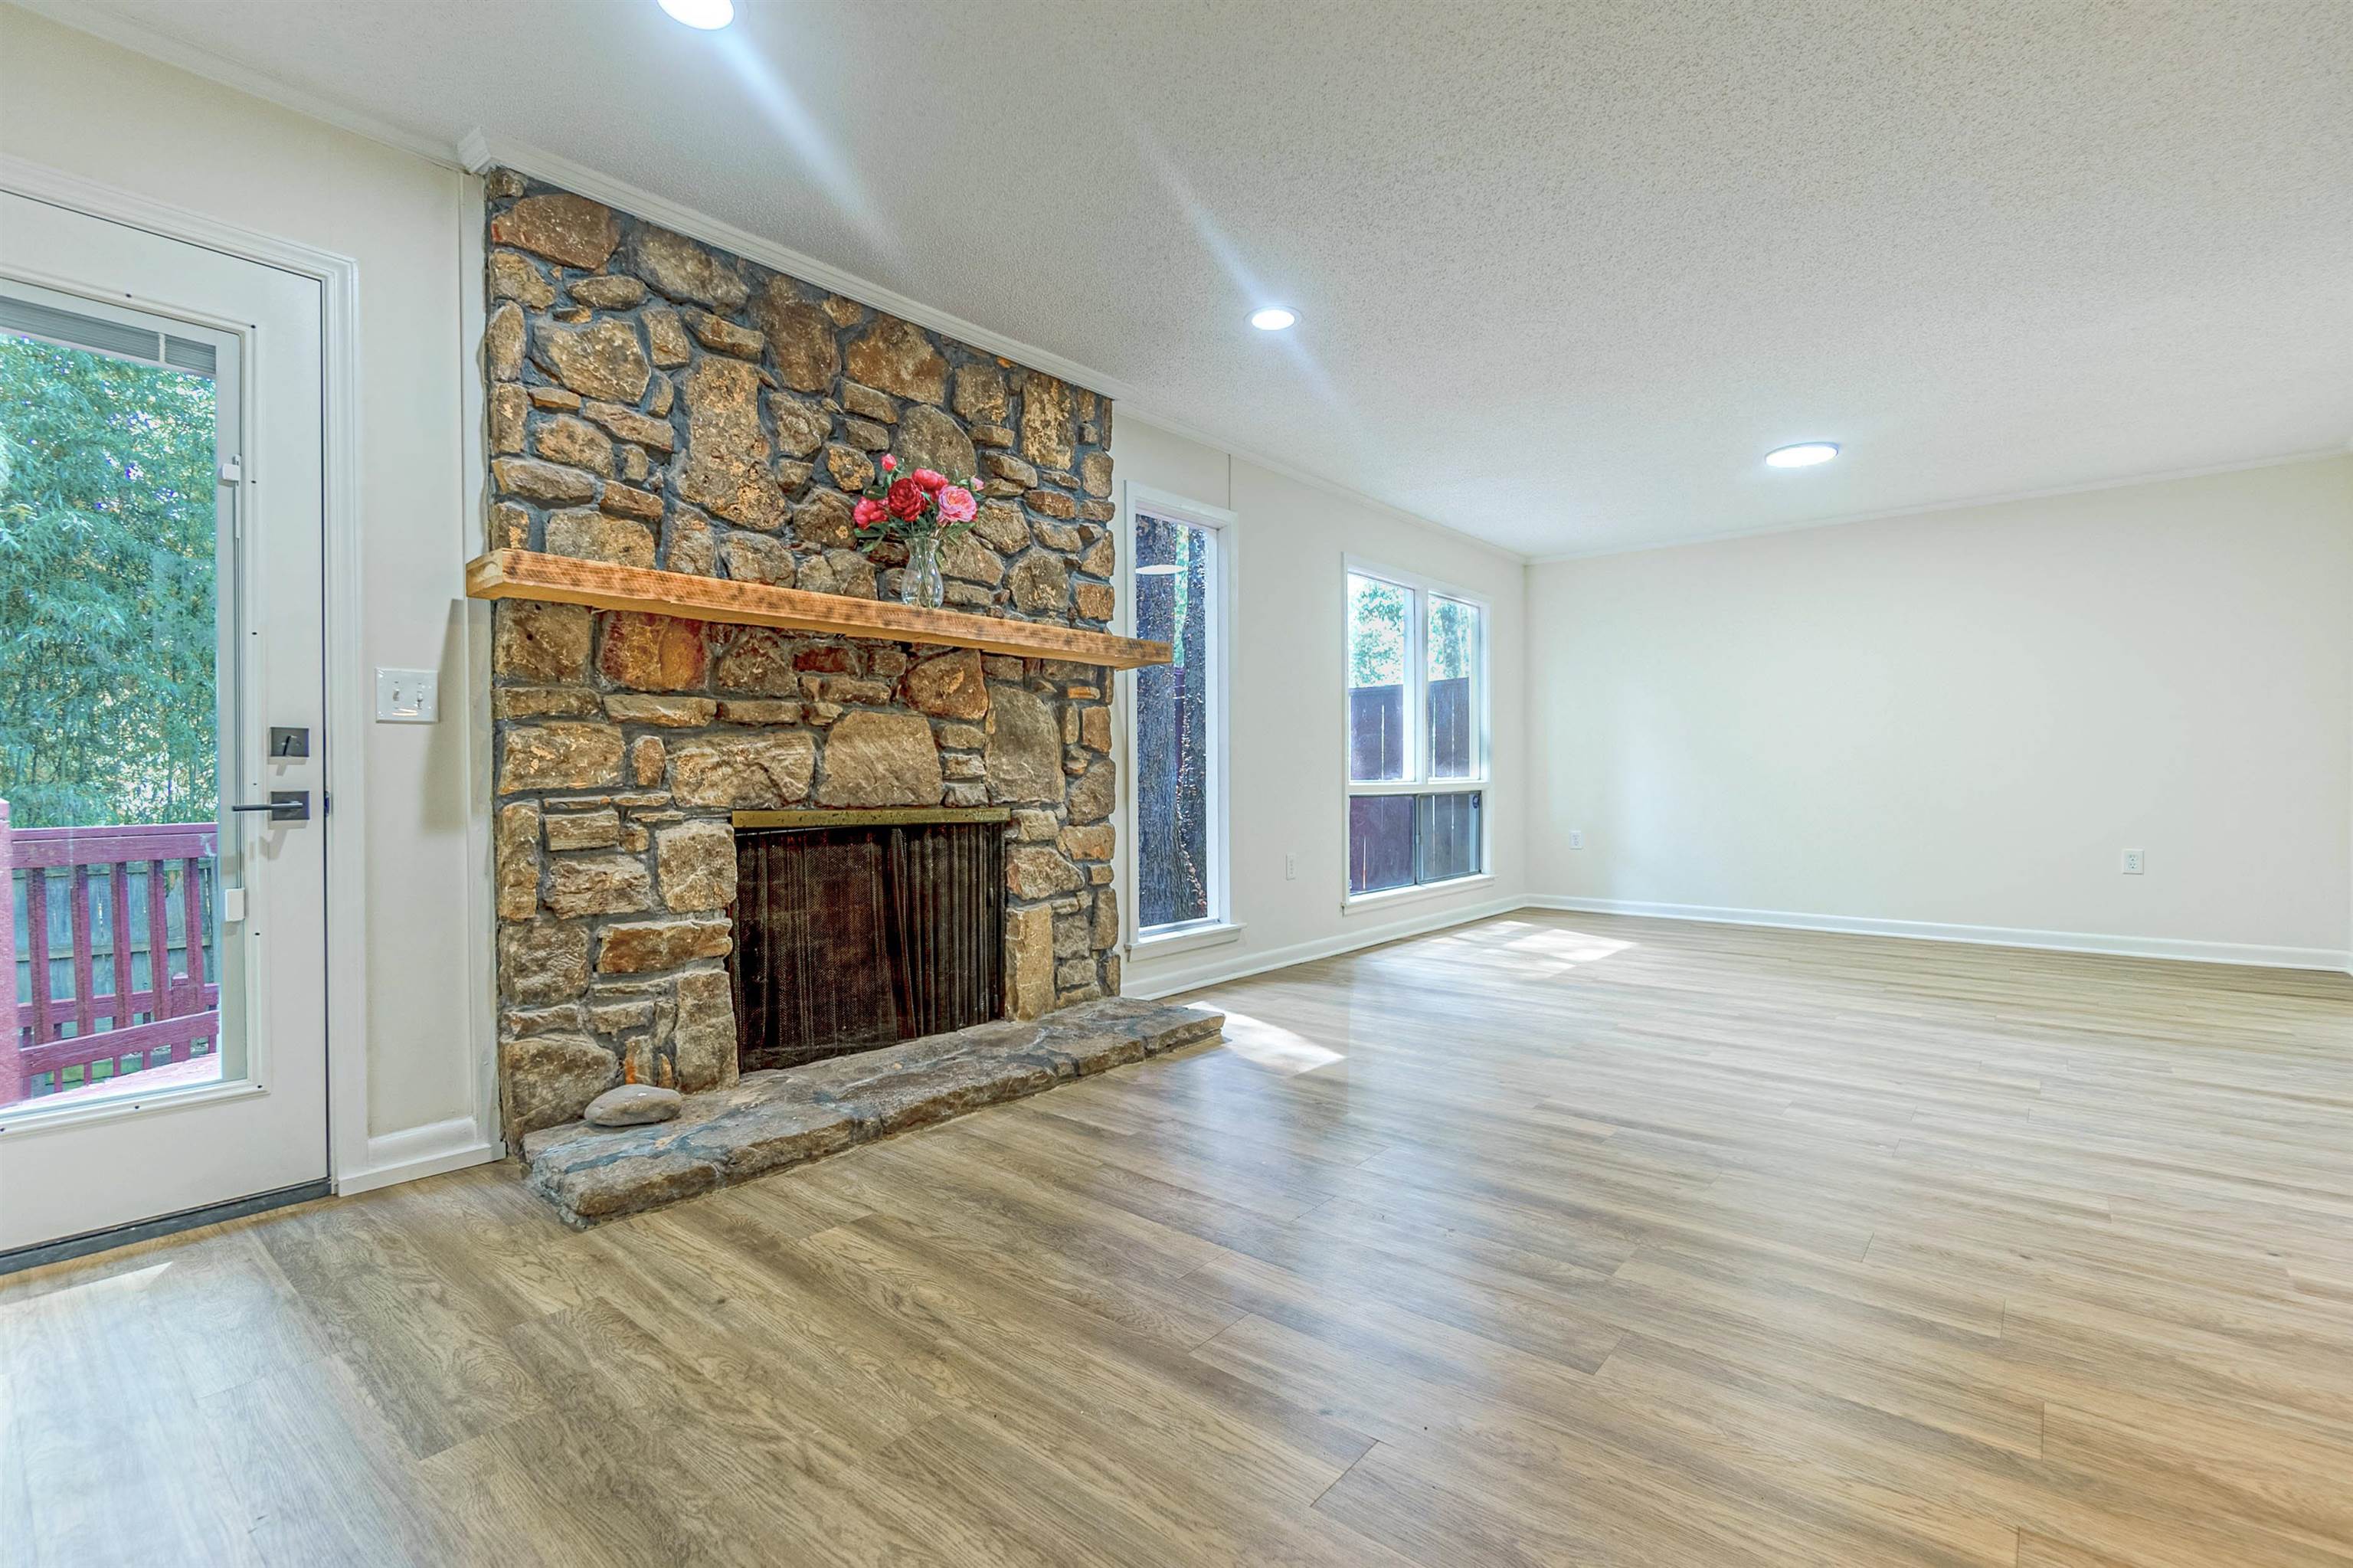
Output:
top-left (4, 800), bottom-right (221, 1105)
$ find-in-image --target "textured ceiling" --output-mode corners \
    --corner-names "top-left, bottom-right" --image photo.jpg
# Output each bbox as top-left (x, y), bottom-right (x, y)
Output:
top-left (33, 0), bottom-right (2353, 557)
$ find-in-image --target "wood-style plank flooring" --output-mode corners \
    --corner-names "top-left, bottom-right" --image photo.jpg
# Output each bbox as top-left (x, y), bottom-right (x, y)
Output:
top-left (6, 911), bottom-right (2353, 1566)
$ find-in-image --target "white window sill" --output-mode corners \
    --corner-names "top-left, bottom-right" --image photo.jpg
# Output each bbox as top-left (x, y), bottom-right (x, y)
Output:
top-left (1126, 920), bottom-right (1247, 962)
top-left (1346, 779), bottom-right (1488, 797)
top-left (1341, 874), bottom-right (1494, 918)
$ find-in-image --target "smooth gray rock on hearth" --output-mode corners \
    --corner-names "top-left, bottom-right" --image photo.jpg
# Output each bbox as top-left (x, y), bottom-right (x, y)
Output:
top-left (581, 1085), bottom-right (684, 1127)
top-left (521, 997), bottom-right (1224, 1228)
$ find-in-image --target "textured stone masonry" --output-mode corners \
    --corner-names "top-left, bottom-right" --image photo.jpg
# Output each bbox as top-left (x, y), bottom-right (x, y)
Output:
top-left (483, 172), bottom-right (1122, 1144)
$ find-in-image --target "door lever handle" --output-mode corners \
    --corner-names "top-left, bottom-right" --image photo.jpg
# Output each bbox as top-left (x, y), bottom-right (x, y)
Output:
top-left (230, 791), bottom-right (310, 822)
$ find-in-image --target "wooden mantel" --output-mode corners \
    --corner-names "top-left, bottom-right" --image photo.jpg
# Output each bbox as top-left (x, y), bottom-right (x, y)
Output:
top-left (464, 550), bottom-right (1172, 669)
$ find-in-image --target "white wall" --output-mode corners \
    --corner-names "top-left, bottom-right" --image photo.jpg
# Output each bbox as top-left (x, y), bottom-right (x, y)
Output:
top-left (1527, 456), bottom-right (2353, 967)
top-left (1111, 417), bottom-right (1530, 994)
top-left (0, 8), bottom-right (495, 1183)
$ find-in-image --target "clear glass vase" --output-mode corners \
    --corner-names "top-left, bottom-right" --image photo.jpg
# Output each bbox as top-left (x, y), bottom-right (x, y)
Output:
top-left (899, 531), bottom-right (944, 610)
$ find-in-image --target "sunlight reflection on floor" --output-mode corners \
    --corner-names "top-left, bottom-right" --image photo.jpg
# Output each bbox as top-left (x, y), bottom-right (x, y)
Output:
top-left (1206, 1010), bottom-right (1346, 1075)
top-left (4, 1259), bottom-right (175, 1310)
top-left (1414, 919), bottom-right (1635, 967)
top-left (1500, 925), bottom-right (1635, 964)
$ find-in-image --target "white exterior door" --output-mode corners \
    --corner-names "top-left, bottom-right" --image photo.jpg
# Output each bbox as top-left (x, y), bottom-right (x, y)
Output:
top-left (0, 190), bottom-right (329, 1259)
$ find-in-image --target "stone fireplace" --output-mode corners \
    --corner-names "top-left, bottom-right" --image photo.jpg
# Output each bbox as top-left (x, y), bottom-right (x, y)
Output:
top-left (483, 174), bottom-right (1124, 1146)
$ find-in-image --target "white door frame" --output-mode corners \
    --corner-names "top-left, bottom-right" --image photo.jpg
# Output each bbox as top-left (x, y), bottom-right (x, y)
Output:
top-left (1114, 482), bottom-right (1245, 969)
top-left (0, 155), bottom-right (380, 1191)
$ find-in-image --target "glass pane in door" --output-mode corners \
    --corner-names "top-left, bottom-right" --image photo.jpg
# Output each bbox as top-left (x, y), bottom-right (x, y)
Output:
top-left (2, 322), bottom-right (230, 1112)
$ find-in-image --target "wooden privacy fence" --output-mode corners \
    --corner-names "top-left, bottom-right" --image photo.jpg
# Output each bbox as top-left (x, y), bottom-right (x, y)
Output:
top-left (2, 800), bottom-right (221, 1104)
top-left (1348, 677), bottom-right (1472, 779)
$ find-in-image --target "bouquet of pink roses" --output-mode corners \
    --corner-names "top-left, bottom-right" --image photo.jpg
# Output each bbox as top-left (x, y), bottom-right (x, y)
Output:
top-left (851, 455), bottom-right (980, 547)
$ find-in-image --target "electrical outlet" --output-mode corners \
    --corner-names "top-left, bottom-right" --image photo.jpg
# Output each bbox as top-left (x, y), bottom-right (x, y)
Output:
top-left (375, 667), bottom-right (440, 723)
top-left (1284, 853), bottom-right (1297, 881)
top-left (1569, 829), bottom-right (1585, 849)
top-left (2121, 849), bottom-right (2145, 876)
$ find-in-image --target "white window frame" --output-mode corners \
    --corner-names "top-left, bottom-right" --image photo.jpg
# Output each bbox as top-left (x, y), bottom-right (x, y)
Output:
top-left (1117, 482), bottom-right (1242, 961)
top-left (1341, 557), bottom-right (1493, 913)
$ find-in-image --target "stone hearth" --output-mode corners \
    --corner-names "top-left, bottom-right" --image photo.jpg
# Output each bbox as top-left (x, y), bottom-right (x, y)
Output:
top-left (522, 996), bottom-right (1223, 1226)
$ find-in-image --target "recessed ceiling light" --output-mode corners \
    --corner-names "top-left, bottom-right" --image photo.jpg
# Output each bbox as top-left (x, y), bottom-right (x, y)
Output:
top-left (658, 0), bottom-right (733, 28)
top-left (1764, 441), bottom-right (1840, 468)
top-left (1249, 307), bottom-right (1298, 332)
top-left (1134, 563), bottom-right (1180, 576)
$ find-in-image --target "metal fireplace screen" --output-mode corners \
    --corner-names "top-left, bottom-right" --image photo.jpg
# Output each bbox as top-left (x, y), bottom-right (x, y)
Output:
top-left (730, 820), bottom-right (1005, 1071)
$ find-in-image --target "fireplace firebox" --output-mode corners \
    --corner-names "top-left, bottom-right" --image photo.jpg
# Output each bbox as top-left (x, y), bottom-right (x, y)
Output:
top-left (728, 810), bottom-right (1007, 1072)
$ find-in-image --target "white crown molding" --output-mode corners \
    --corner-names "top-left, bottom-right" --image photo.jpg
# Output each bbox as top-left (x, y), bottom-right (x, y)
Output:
top-left (461, 127), bottom-right (1528, 568)
top-left (8, 0), bottom-right (463, 169)
top-left (1528, 445), bottom-right (2353, 565)
top-left (453, 128), bottom-right (495, 176)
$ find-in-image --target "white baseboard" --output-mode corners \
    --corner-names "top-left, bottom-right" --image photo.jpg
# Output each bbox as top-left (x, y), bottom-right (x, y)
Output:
top-left (336, 1115), bottom-right (505, 1196)
top-left (1124, 888), bottom-right (2353, 998)
top-left (1121, 895), bottom-right (1526, 999)
top-left (1525, 895), bottom-right (2353, 974)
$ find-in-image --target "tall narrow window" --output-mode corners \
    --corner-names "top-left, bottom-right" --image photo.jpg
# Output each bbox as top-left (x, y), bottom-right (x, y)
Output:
top-left (1130, 493), bottom-right (1231, 942)
top-left (1345, 568), bottom-right (1487, 900)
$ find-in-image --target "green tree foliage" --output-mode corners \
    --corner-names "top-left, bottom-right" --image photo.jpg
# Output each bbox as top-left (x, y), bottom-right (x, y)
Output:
top-left (1348, 575), bottom-right (1477, 686)
top-left (1428, 595), bottom-right (1475, 681)
top-left (1348, 574), bottom-right (1408, 687)
top-left (0, 336), bottom-right (218, 829)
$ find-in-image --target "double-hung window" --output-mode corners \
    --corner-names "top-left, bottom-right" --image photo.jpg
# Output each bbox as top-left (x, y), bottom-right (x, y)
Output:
top-left (1345, 565), bottom-right (1487, 902)
top-left (1124, 485), bottom-right (1235, 953)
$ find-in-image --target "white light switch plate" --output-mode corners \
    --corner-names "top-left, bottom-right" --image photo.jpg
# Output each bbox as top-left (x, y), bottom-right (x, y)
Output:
top-left (375, 667), bottom-right (440, 723)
